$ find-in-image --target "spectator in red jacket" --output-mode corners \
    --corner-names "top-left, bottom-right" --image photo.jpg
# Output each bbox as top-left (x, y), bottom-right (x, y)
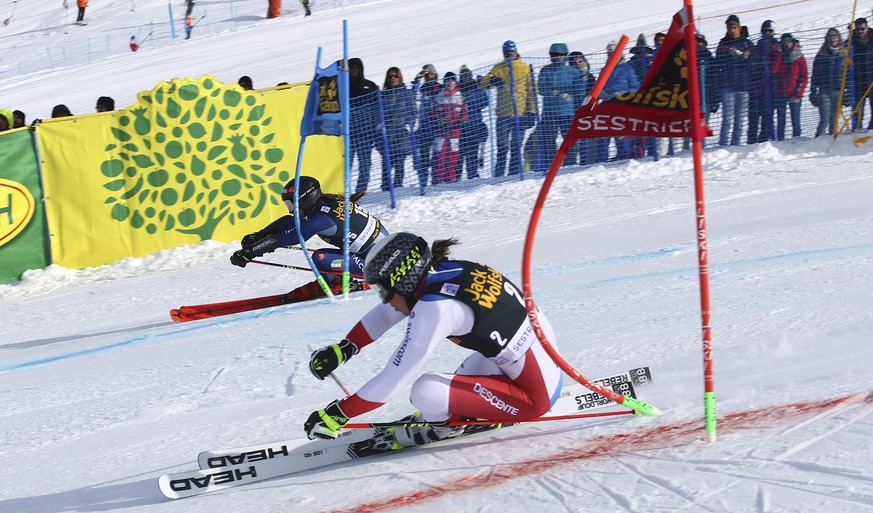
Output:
top-left (774, 33), bottom-right (808, 140)
top-left (431, 72), bottom-right (468, 184)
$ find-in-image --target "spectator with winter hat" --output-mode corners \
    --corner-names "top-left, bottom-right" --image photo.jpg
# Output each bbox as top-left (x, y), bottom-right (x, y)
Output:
top-left (431, 72), bottom-right (468, 184)
top-left (598, 40), bottom-right (640, 161)
top-left (348, 58), bottom-right (380, 192)
top-left (458, 65), bottom-right (488, 179)
top-left (12, 110), bottom-right (26, 128)
top-left (480, 40), bottom-right (537, 176)
top-left (536, 42), bottom-right (581, 171)
top-left (413, 63), bottom-right (441, 186)
top-left (96, 96), bottom-right (115, 112)
top-left (747, 19), bottom-right (782, 144)
top-left (0, 109), bottom-right (12, 131)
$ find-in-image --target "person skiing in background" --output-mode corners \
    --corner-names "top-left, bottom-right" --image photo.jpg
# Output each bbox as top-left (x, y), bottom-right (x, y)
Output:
top-left (129, 36), bottom-right (139, 52)
top-left (303, 232), bottom-right (563, 450)
top-left (267, 0), bottom-right (281, 18)
top-left (185, 14), bottom-right (194, 40)
top-left (76, 0), bottom-right (87, 24)
top-left (229, 176), bottom-right (387, 297)
top-left (300, 0), bottom-right (311, 16)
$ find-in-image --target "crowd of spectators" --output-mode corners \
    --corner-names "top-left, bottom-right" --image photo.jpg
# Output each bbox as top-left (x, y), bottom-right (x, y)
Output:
top-left (0, 95), bottom-right (116, 132)
top-left (2, 16), bottom-right (871, 197)
top-left (333, 16), bottom-right (872, 192)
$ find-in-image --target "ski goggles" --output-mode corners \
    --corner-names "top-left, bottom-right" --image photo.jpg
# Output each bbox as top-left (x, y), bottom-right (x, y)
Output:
top-left (371, 281), bottom-right (395, 303)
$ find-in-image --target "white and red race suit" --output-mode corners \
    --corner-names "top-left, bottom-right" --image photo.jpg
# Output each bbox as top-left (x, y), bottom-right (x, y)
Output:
top-left (338, 259), bottom-right (563, 422)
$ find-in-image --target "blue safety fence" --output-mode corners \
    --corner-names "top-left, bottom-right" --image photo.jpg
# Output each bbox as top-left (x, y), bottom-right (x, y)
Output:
top-left (350, 26), bottom-right (872, 208)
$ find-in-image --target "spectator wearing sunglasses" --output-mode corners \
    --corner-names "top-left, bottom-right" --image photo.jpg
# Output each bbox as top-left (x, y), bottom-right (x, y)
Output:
top-left (536, 42), bottom-right (582, 172)
top-left (304, 232), bottom-right (563, 450)
top-left (378, 67), bottom-right (412, 191)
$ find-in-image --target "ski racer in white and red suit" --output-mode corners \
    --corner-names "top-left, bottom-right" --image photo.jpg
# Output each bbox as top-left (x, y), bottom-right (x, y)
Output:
top-left (304, 232), bottom-right (564, 450)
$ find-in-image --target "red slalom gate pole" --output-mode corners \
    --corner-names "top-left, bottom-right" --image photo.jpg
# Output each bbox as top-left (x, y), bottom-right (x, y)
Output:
top-left (682, 0), bottom-right (718, 442)
top-left (521, 35), bottom-right (660, 417)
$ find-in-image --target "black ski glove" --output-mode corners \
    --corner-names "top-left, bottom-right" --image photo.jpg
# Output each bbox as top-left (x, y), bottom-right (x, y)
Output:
top-left (309, 339), bottom-right (358, 380)
top-left (230, 250), bottom-right (252, 268)
top-left (304, 400), bottom-right (349, 440)
top-left (229, 234), bottom-right (281, 268)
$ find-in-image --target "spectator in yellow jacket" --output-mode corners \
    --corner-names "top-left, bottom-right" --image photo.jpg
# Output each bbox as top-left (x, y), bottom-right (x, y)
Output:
top-left (480, 40), bottom-right (537, 176)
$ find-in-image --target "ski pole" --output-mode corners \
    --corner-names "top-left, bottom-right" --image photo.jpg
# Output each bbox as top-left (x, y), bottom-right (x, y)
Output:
top-left (344, 409), bottom-right (636, 429)
top-left (329, 373), bottom-right (352, 396)
top-left (249, 259), bottom-right (363, 278)
top-left (3, 0), bottom-right (17, 26)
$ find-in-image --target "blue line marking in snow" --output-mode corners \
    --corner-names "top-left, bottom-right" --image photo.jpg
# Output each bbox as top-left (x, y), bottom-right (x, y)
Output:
top-left (0, 295), bottom-right (341, 375)
top-left (3, 242), bottom-right (871, 375)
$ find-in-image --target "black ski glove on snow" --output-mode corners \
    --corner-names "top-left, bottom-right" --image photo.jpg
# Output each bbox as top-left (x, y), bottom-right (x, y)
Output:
top-left (304, 400), bottom-right (349, 440)
top-left (309, 339), bottom-right (358, 380)
top-left (230, 250), bottom-right (252, 268)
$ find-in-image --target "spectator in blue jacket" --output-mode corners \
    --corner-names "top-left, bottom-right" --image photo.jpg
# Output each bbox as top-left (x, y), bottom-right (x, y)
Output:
top-left (536, 42), bottom-right (582, 171)
top-left (628, 34), bottom-right (655, 83)
top-left (747, 20), bottom-right (783, 144)
top-left (599, 41), bottom-right (641, 161)
top-left (413, 64), bottom-right (441, 186)
top-left (714, 14), bottom-right (755, 146)
top-left (378, 67), bottom-right (412, 191)
top-left (458, 65), bottom-right (488, 179)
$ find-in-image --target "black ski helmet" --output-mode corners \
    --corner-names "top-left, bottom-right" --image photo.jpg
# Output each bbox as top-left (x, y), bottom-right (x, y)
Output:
top-left (281, 176), bottom-right (322, 215)
top-left (364, 232), bottom-right (432, 302)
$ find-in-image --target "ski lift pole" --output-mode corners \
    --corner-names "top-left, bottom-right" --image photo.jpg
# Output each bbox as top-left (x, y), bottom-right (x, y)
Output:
top-left (167, 2), bottom-right (177, 40)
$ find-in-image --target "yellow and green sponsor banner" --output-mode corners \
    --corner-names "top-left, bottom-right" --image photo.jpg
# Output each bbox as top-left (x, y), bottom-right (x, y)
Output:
top-left (37, 75), bottom-right (344, 269)
top-left (0, 128), bottom-right (50, 284)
